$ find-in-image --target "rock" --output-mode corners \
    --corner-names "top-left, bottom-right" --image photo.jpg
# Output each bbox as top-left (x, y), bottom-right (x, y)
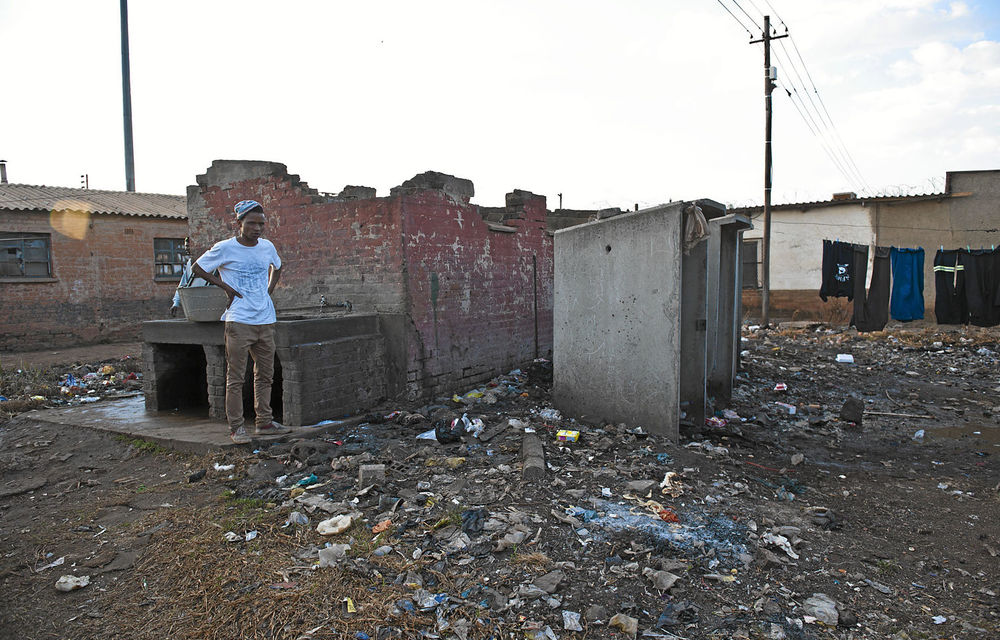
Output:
top-left (533, 569), bottom-right (564, 594)
top-left (248, 459), bottom-right (284, 481)
top-left (585, 604), bottom-right (607, 621)
top-left (790, 453), bottom-right (804, 466)
top-left (626, 479), bottom-right (658, 495)
top-left (839, 609), bottom-right (858, 627)
top-left (803, 593), bottom-right (839, 626)
top-left (187, 469), bottom-right (207, 483)
top-left (840, 397), bottom-right (864, 424)
top-left (642, 567), bottom-right (681, 591)
top-left (609, 613), bottom-right (638, 637)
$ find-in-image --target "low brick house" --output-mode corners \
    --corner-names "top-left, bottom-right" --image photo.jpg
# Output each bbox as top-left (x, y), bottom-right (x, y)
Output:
top-left (0, 183), bottom-right (187, 351)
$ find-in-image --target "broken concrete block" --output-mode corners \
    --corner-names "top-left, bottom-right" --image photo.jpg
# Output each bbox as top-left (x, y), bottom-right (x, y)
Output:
top-left (358, 464), bottom-right (386, 486)
top-left (627, 479), bottom-right (658, 495)
top-left (521, 433), bottom-right (545, 482)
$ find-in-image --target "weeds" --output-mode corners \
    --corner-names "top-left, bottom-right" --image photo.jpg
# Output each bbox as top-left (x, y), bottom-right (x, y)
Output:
top-left (114, 435), bottom-right (169, 455)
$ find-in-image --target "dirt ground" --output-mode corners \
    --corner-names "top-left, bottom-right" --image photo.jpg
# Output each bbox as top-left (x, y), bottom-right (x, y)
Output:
top-left (0, 325), bottom-right (998, 640)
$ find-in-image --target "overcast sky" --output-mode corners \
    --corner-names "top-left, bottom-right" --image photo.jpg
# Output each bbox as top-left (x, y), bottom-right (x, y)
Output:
top-left (1, 0), bottom-right (997, 209)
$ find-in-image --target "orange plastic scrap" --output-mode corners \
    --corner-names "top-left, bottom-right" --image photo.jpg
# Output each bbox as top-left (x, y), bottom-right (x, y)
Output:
top-left (372, 519), bottom-right (392, 534)
top-left (658, 508), bottom-right (680, 523)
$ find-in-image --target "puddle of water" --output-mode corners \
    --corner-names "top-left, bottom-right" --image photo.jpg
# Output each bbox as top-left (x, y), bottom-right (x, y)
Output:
top-left (929, 425), bottom-right (1000, 446)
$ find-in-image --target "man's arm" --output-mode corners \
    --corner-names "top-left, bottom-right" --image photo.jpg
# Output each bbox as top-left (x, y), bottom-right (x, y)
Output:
top-left (267, 265), bottom-right (282, 295)
top-left (192, 263), bottom-right (242, 307)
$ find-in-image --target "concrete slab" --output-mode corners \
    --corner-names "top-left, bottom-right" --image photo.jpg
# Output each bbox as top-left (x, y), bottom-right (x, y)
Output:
top-left (24, 395), bottom-right (358, 455)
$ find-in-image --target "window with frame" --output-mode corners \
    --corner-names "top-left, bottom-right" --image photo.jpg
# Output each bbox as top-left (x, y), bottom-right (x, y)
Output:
top-left (0, 233), bottom-right (52, 278)
top-left (742, 239), bottom-right (762, 289)
top-left (154, 238), bottom-right (186, 279)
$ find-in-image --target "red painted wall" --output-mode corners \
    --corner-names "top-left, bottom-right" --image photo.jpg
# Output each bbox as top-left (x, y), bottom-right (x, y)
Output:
top-left (401, 190), bottom-right (553, 397)
top-left (0, 211), bottom-right (188, 351)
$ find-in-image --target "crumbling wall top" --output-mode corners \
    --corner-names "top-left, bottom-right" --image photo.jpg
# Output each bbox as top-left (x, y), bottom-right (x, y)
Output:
top-left (390, 171), bottom-right (474, 203)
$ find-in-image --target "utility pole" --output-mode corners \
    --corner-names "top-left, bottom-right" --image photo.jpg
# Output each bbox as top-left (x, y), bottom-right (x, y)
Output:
top-left (120, 0), bottom-right (136, 192)
top-left (750, 16), bottom-right (786, 327)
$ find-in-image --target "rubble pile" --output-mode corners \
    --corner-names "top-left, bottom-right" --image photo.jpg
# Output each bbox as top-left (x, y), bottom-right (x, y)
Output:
top-left (2, 325), bottom-right (998, 639)
top-left (205, 325), bottom-right (997, 638)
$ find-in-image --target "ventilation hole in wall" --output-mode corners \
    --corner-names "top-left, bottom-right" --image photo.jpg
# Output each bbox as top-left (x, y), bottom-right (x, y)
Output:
top-left (124, 228), bottom-right (134, 235)
top-left (605, 244), bottom-right (612, 253)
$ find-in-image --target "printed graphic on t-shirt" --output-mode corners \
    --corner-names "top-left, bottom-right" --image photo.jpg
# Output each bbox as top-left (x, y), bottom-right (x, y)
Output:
top-left (835, 264), bottom-right (849, 282)
top-left (234, 259), bottom-right (270, 294)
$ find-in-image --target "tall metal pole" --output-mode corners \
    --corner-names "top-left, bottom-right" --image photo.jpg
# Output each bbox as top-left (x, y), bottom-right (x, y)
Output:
top-left (751, 16), bottom-right (785, 327)
top-left (120, 0), bottom-right (136, 192)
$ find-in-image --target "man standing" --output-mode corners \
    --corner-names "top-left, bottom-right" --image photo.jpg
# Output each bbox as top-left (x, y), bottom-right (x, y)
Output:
top-left (192, 200), bottom-right (291, 444)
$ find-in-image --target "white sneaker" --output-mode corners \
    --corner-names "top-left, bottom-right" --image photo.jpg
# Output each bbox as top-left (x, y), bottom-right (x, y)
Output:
top-left (230, 426), bottom-right (251, 444)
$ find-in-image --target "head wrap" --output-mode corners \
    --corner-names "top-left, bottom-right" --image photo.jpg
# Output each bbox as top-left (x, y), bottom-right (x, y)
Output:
top-left (234, 200), bottom-right (263, 220)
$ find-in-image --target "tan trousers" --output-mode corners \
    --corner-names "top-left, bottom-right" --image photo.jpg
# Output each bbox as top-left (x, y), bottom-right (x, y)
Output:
top-left (224, 322), bottom-right (276, 431)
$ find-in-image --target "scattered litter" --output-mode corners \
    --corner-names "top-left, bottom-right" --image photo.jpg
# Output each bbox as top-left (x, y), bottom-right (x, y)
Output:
top-left (213, 463), bottom-right (235, 472)
top-left (803, 593), bottom-right (839, 626)
top-left (562, 610), bottom-right (583, 631)
top-left (912, 430), bottom-right (925, 441)
top-left (774, 402), bottom-right (797, 415)
top-left (317, 514), bottom-right (354, 536)
top-left (773, 382), bottom-right (788, 392)
top-left (835, 354), bottom-right (854, 363)
top-left (761, 532), bottom-right (799, 560)
top-left (35, 556), bottom-right (66, 572)
top-left (55, 574), bottom-right (90, 592)
top-left (283, 511), bottom-right (309, 527)
top-left (296, 474), bottom-right (319, 487)
top-left (537, 408), bottom-right (562, 421)
top-left (556, 430), bottom-right (579, 442)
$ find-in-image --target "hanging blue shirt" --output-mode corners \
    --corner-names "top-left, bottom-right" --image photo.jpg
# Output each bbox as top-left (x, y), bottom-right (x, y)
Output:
top-left (890, 247), bottom-right (924, 321)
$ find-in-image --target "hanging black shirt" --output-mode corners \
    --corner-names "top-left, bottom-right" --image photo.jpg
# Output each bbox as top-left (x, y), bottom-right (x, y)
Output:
top-left (819, 240), bottom-right (855, 301)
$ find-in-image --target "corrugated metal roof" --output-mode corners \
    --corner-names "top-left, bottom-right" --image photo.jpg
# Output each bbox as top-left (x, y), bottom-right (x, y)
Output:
top-left (0, 183), bottom-right (186, 219)
top-left (731, 191), bottom-right (950, 214)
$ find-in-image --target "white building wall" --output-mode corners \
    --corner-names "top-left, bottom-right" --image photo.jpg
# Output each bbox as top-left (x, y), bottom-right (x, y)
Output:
top-left (742, 203), bottom-right (874, 290)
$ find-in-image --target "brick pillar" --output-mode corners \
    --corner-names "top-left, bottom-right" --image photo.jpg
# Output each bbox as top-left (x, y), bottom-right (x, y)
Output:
top-left (203, 344), bottom-right (227, 420)
top-left (142, 343), bottom-right (160, 412)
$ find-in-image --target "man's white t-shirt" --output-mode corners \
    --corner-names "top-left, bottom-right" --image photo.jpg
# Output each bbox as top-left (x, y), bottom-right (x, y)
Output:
top-left (195, 237), bottom-right (282, 324)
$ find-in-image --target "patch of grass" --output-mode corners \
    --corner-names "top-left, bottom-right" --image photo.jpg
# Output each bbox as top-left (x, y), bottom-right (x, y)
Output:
top-left (219, 493), bottom-right (268, 530)
top-left (114, 435), bottom-right (169, 455)
top-left (876, 559), bottom-right (900, 575)
top-left (430, 509), bottom-right (462, 531)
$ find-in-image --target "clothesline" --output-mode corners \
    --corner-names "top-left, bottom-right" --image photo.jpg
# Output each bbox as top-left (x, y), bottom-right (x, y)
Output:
top-left (819, 240), bottom-right (1000, 329)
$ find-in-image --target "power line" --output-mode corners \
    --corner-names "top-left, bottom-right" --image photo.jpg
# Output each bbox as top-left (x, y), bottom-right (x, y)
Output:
top-left (729, 0), bottom-right (763, 31)
top-left (713, 0), bottom-right (874, 196)
top-left (714, 0), bottom-right (754, 37)
top-left (784, 35), bottom-right (873, 193)
top-left (770, 43), bottom-right (867, 193)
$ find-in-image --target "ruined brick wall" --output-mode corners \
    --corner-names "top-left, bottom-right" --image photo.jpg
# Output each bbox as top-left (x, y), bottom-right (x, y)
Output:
top-left (1, 210), bottom-right (188, 351)
top-left (187, 161), bottom-right (407, 317)
top-left (186, 161), bottom-right (554, 401)
top-left (400, 189), bottom-right (553, 397)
